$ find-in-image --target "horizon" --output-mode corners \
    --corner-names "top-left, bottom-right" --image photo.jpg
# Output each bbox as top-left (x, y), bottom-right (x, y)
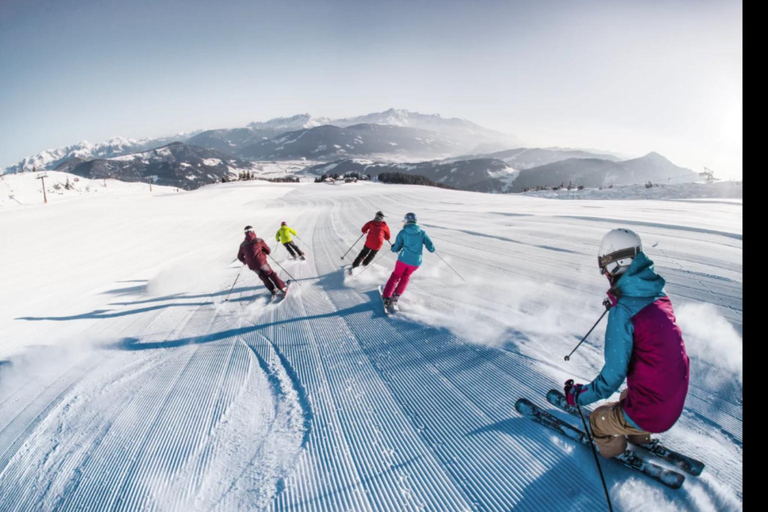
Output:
top-left (0, 0), bottom-right (742, 179)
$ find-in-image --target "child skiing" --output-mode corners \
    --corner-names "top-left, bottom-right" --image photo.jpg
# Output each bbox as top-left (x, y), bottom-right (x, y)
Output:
top-left (349, 211), bottom-right (391, 275)
top-left (381, 212), bottom-right (434, 310)
top-left (275, 221), bottom-right (305, 260)
top-left (564, 228), bottom-right (690, 458)
top-left (237, 225), bottom-right (287, 296)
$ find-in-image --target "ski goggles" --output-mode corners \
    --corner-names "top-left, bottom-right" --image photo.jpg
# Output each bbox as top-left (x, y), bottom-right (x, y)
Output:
top-left (598, 247), bottom-right (638, 274)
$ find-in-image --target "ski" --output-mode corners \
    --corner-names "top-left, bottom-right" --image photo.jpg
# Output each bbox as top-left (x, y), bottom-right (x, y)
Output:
top-left (271, 280), bottom-right (292, 304)
top-left (515, 398), bottom-right (685, 489)
top-left (546, 390), bottom-right (705, 476)
top-left (378, 286), bottom-right (398, 314)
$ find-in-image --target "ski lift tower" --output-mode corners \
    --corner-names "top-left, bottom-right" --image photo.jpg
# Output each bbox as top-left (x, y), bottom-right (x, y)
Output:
top-left (699, 167), bottom-right (716, 183)
top-left (36, 173), bottom-right (49, 204)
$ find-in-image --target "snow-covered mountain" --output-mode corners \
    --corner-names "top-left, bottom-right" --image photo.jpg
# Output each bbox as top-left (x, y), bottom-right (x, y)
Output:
top-left (305, 158), bottom-right (519, 193)
top-left (247, 113), bottom-right (331, 132)
top-left (510, 152), bottom-right (699, 192)
top-left (63, 142), bottom-right (256, 190)
top-left (451, 147), bottom-right (623, 169)
top-left (186, 115), bottom-right (333, 155)
top-left (187, 109), bottom-right (521, 161)
top-left (239, 123), bottom-right (464, 161)
top-left (3, 135), bottom-right (190, 175)
top-left (303, 151), bottom-right (698, 194)
top-left (330, 108), bottom-right (522, 150)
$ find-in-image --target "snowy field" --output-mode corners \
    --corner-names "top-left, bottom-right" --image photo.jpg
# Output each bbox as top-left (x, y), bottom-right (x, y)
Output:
top-left (0, 170), bottom-right (179, 208)
top-left (0, 179), bottom-right (742, 511)
top-left (521, 181), bottom-right (743, 201)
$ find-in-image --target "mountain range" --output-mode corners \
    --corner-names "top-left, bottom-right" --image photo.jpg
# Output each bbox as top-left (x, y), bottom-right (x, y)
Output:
top-left (305, 151), bottom-right (699, 193)
top-left (3, 137), bottom-right (180, 175)
top-left (2, 109), bottom-right (699, 193)
top-left (56, 143), bottom-right (255, 190)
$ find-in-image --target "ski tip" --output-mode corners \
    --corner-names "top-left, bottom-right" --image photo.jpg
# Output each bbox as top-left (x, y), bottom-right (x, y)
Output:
top-left (514, 398), bottom-right (535, 415)
top-left (661, 470), bottom-right (685, 489)
top-left (546, 389), bottom-right (565, 401)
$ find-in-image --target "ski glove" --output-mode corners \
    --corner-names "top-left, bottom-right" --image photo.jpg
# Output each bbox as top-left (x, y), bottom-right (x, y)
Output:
top-left (564, 380), bottom-right (586, 407)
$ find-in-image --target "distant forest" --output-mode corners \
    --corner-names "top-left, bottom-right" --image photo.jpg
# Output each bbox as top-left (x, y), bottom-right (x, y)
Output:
top-left (377, 172), bottom-right (454, 189)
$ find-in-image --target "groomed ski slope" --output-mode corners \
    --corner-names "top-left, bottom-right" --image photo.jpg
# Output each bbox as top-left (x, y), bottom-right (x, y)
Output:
top-left (0, 180), bottom-right (742, 511)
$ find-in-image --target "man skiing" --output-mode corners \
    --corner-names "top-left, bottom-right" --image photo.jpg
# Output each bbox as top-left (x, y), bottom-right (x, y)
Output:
top-left (564, 228), bottom-right (689, 458)
top-left (275, 221), bottom-right (305, 260)
top-left (238, 225), bottom-right (287, 295)
top-left (349, 211), bottom-right (391, 274)
top-left (381, 212), bottom-right (434, 310)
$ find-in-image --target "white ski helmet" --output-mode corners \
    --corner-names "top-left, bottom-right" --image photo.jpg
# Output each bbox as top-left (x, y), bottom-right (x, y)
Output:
top-left (598, 228), bottom-right (643, 277)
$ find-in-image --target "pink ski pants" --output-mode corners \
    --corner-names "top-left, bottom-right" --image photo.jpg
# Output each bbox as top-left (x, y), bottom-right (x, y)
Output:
top-left (382, 260), bottom-right (419, 298)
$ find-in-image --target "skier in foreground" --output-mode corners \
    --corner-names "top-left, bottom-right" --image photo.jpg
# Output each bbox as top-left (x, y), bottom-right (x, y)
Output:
top-left (381, 212), bottom-right (434, 310)
top-left (275, 221), bottom-right (306, 260)
top-left (564, 228), bottom-right (690, 458)
top-left (238, 225), bottom-right (287, 296)
top-left (349, 211), bottom-right (391, 275)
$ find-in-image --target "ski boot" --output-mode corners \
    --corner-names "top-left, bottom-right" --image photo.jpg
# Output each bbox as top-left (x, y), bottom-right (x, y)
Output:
top-left (389, 294), bottom-right (400, 311)
top-left (616, 450), bottom-right (644, 470)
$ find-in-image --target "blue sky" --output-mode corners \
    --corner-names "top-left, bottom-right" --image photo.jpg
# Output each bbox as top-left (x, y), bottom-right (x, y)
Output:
top-left (0, 0), bottom-right (742, 178)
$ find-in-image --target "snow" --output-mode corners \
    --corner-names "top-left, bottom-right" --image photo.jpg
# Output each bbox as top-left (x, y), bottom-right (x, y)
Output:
top-left (202, 158), bottom-right (222, 166)
top-left (0, 170), bottom-right (177, 208)
top-left (0, 180), bottom-right (742, 510)
top-left (522, 181), bottom-right (743, 200)
top-left (112, 154), bottom-right (143, 161)
top-left (2, 137), bottom-right (160, 175)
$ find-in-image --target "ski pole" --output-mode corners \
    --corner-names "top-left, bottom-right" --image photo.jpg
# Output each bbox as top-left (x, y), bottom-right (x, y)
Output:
top-left (568, 379), bottom-right (614, 512)
top-left (355, 250), bottom-right (390, 277)
top-left (563, 300), bottom-right (611, 361)
top-left (268, 253), bottom-right (297, 281)
top-left (434, 251), bottom-right (466, 282)
top-left (224, 265), bottom-right (245, 302)
top-left (341, 233), bottom-right (365, 260)
top-left (296, 235), bottom-right (312, 251)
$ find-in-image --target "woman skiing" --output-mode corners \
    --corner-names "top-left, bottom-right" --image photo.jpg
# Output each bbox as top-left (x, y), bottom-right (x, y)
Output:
top-left (349, 211), bottom-right (391, 274)
top-left (564, 228), bottom-right (690, 458)
top-left (238, 225), bottom-right (287, 295)
top-left (275, 221), bottom-right (305, 260)
top-left (382, 212), bottom-right (435, 310)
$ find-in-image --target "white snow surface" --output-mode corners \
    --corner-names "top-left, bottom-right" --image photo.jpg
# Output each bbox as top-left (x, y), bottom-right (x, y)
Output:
top-left (0, 170), bottom-right (177, 208)
top-left (0, 180), bottom-right (742, 511)
top-left (522, 181), bottom-right (743, 201)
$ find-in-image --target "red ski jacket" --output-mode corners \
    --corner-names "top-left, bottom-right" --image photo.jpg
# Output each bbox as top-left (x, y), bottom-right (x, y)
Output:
top-left (362, 220), bottom-right (391, 250)
top-left (237, 232), bottom-right (272, 270)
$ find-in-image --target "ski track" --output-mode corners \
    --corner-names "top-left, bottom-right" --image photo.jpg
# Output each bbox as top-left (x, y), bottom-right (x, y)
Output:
top-left (0, 183), bottom-right (742, 511)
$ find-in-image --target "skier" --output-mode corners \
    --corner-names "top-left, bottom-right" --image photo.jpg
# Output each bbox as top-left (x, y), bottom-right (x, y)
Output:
top-left (238, 225), bottom-right (287, 295)
top-left (563, 228), bottom-right (690, 458)
top-left (275, 221), bottom-right (305, 260)
top-left (349, 211), bottom-right (391, 274)
top-left (381, 212), bottom-right (435, 310)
